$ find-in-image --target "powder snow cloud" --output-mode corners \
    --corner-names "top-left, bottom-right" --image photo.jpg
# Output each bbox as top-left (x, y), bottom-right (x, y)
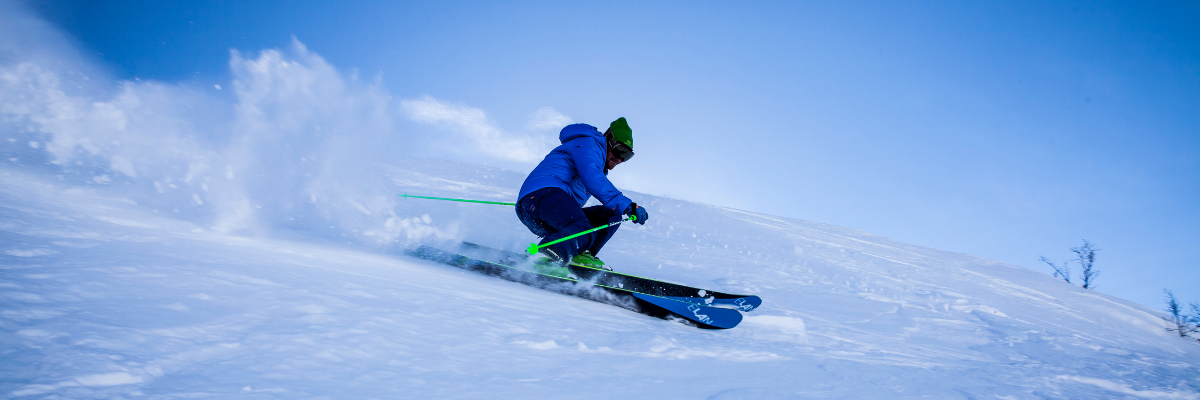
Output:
top-left (0, 3), bottom-right (563, 243)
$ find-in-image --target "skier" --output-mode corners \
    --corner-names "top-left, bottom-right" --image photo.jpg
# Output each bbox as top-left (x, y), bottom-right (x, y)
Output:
top-left (516, 117), bottom-right (649, 273)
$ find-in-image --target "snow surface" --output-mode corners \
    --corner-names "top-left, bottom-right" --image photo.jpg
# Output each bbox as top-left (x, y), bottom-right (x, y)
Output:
top-left (2, 161), bottom-right (1199, 399)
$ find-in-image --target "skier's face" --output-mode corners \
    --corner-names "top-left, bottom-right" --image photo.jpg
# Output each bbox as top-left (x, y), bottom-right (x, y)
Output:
top-left (606, 147), bottom-right (624, 170)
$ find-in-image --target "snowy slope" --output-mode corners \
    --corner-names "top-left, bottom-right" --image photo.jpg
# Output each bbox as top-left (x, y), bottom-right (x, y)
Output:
top-left (3, 160), bottom-right (1198, 400)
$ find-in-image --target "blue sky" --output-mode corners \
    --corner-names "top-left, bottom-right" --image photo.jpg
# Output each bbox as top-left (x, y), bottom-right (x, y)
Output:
top-left (25, 0), bottom-right (1200, 308)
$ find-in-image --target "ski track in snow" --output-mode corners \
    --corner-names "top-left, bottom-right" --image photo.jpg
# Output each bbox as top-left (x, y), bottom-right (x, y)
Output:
top-left (2, 166), bottom-right (1199, 399)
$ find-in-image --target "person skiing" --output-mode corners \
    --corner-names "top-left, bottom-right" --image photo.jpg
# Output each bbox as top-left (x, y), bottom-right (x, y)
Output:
top-left (516, 117), bottom-right (649, 273)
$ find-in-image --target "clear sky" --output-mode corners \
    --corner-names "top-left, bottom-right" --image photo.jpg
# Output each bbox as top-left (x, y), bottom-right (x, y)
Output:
top-left (24, 0), bottom-right (1200, 309)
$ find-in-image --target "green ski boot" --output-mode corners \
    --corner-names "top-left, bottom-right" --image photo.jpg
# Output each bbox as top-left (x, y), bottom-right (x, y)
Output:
top-left (569, 251), bottom-right (613, 271)
top-left (530, 250), bottom-right (575, 279)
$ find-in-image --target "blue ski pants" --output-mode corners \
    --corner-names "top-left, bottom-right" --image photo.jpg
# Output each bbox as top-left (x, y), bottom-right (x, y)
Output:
top-left (516, 187), bottom-right (622, 261)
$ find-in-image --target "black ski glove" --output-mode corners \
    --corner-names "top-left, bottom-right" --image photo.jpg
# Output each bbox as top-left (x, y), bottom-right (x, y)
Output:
top-left (624, 203), bottom-right (648, 225)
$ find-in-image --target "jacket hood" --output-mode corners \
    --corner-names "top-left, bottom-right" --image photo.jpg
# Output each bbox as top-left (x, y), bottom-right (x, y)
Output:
top-left (559, 123), bottom-right (603, 144)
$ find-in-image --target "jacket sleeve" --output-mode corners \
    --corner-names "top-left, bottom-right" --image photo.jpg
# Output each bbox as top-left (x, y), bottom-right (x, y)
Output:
top-left (564, 137), bottom-right (633, 214)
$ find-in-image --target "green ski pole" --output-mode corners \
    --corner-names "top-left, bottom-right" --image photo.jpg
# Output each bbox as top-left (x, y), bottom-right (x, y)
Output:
top-left (399, 192), bottom-right (516, 206)
top-left (400, 192), bottom-right (636, 256)
top-left (526, 215), bottom-right (636, 255)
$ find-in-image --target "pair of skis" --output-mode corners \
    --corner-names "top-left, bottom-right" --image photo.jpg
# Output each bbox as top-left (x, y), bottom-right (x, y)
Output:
top-left (407, 242), bottom-right (762, 329)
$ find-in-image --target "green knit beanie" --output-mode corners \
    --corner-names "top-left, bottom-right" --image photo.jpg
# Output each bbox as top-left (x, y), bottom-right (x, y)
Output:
top-left (608, 117), bottom-right (633, 150)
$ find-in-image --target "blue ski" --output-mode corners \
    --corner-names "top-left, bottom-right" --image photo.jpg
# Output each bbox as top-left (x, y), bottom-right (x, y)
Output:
top-left (458, 242), bottom-right (763, 312)
top-left (408, 245), bottom-right (743, 329)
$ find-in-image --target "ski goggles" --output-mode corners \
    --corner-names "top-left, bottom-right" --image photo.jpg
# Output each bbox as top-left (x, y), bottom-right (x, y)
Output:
top-left (609, 140), bottom-right (634, 162)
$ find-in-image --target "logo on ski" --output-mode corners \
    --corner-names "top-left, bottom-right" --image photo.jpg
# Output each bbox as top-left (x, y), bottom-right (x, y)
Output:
top-left (686, 304), bottom-right (713, 324)
top-left (734, 298), bottom-right (755, 311)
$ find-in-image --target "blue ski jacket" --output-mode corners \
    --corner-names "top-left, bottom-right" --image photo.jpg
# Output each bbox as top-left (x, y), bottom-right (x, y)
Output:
top-left (517, 123), bottom-right (633, 215)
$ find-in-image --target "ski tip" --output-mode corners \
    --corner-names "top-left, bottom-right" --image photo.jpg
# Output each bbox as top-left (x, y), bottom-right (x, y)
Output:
top-left (632, 293), bottom-right (743, 329)
top-left (734, 295), bottom-right (763, 312)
